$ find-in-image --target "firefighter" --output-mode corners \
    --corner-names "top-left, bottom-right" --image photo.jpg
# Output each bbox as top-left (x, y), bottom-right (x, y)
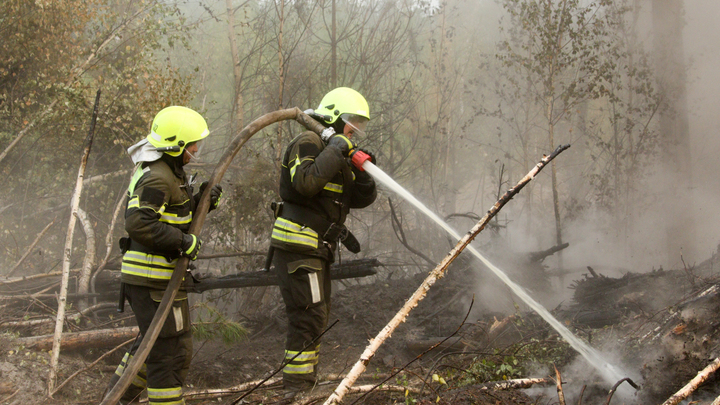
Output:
top-left (270, 87), bottom-right (378, 394)
top-left (104, 106), bottom-right (222, 405)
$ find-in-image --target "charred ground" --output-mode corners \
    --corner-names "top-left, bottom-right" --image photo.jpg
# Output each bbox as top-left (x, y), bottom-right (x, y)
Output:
top-left (2, 247), bottom-right (720, 405)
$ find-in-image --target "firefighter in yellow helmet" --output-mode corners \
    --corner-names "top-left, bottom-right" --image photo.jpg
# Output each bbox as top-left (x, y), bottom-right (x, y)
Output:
top-left (104, 106), bottom-right (222, 405)
top-left (269, 87), bottom-right (378, 395)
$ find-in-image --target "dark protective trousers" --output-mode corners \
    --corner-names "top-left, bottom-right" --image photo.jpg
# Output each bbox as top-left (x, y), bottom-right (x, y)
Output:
top-left (273, 248), bottom-right (332, 390)
top-left (105, 284), bottom-right (192, 404)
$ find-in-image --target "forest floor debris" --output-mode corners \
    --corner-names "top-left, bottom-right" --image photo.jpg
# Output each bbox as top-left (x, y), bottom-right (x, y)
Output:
top-left (3, 248), bottom-right (720, 404)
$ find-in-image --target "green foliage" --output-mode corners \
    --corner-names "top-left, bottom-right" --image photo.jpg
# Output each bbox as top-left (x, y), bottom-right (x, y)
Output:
top-left (191, 301), bottom-right (248, 345)
top-left (460, 353), bottom-right (523, 385)
top-left (0, 0), bottom-right (195, 274)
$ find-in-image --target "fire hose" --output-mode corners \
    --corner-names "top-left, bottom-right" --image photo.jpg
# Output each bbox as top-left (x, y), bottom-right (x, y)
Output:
top-left (100, 108), bottom-right (326, 405)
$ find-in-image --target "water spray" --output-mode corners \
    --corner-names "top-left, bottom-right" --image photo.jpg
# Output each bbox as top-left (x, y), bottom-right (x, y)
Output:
top-left (354, 155), bottom-right (634, 389)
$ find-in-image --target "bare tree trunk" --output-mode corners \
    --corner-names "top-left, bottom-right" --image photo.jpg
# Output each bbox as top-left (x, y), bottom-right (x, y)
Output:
top-left (322, 146), bottom-right (569, 405)
top-left (545, 0), bottom-right (568, 270)
top-left (275, 0), bottom-right (286, 164)
top-left (226, 0), bottom-right (245, 130)
top-left (331, 0), bottom-right (337, 88)
top-left (652, 0), bottom-right (695, 264)
top-left (90, 190), bottom-right (126, 302)
top-left (75, 208), bottom-right (96, 311)
top-left (47, 90), bottom-right (100, 395)
top-left (5, 217), bottom-right (57, 277)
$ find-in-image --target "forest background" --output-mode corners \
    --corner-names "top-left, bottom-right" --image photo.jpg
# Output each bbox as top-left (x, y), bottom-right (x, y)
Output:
top-left (1, 0), bottom-right (719, 316)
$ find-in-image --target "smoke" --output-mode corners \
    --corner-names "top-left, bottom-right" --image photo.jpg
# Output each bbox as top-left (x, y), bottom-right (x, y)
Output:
top-left (685, 0), bottom-right (720, 265)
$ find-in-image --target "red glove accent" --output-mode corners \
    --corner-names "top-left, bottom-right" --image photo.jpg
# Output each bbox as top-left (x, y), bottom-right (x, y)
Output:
top-left (351, 150), bottom-right (372, 171)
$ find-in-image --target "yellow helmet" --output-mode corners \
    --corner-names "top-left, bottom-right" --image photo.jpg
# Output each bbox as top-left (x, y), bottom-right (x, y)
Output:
top-left (146, 106), bottom-right (209, 157)
top-left (315, 87), bottom-right (370, 126)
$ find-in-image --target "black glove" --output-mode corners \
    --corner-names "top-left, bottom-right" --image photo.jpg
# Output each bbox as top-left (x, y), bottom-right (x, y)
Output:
top-left (180, 234), bottom-right (202, 261)
top-left (328, 134), bottom-right (357, 157)
top-left (358, 148), bottom-right (376, 165)
top-left (196, 181), bottom-right (223, 212)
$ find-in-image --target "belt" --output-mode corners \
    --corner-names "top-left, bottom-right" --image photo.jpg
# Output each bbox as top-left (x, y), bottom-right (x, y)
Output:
top-left (280, 203), bottom-right (361, 253)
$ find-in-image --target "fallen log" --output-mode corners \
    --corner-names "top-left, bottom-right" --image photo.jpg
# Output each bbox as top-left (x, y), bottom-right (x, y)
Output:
top-left (661, 357), bottom-right (720, 405)
top-left (0, 259), bottom-right (379, 303)
top-left (186, 258), bottom-right (379, 293)
top-left (18, 326), bottom-right (138, 351)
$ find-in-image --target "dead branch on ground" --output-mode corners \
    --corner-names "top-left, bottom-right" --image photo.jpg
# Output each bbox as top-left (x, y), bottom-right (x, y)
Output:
top-left (293, 384), bottom-right (422, 405)
top-left (19, 326), bottom-right (138, 351)
top-left (355, 298), bottom-right (474, 404)
top-left (49, 337), bottom-right (135, 397)
top-left (661, 357), bottom-right (720, 405)
top-left (554, 365), bottom-right (566, 405)
top-left (182, 378), bottom-right (282, 401)
top-left (322, 145), bottom-right (570, 405)
top-left (1, 302), bottom-right (115, 328)
top-left (605, 378), bottom-right (639, 405)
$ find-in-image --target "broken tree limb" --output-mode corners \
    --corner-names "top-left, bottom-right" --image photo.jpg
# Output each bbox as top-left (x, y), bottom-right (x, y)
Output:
top-left (527, 242), bottom-right (570, 263)
top-left (48, 89), bottom-right (100, 395)
top-left (294, 384), bottom-right (422, 405)
top-left (554, 365), bottom-right (566, 405)
top-left (182, 377), bottom-right (282, 401)
top-left (388, 198), bottom-right (435, 267)
top-left (661, 357), bottom-right (720, 405)
top-left (5, 217), bottom-right (58, 278)
top-left (18, 326), bottom-right (138, 351)
top-left (101, 108), bottom-right (327, 405)
top-left (368, 298), bottom-right (474, 403)
top-left (1, 302), bottom-right (115, 328)
top-left (322, 145), bottom-right (570, 405)
top-left (458, 377), bottom-right (553, 392)
top-left (605, 378), bottom-right (639, 405)
top-left (49, 336), bottom-right (135, 397)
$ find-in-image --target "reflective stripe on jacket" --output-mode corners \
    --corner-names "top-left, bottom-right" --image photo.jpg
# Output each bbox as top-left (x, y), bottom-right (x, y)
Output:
top-left (270, 131), bottom-right (376, 257)
top-left (121, 156), bottom-right (193, 289)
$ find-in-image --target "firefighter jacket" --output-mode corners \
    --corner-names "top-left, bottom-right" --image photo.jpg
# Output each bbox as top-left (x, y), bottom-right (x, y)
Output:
top-left (271, 130), bottom-right (377, 260)
top-left (121, 154), bottom-right (194, 289)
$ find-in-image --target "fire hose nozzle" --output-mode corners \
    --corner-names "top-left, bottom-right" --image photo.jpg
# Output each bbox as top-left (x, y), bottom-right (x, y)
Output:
top-left (351, 150), bottom-right (371, 171)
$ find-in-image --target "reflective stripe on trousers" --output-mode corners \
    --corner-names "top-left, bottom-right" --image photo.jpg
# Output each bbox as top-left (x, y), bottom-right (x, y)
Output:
top-left (283, 347), bottom-right (320, 375)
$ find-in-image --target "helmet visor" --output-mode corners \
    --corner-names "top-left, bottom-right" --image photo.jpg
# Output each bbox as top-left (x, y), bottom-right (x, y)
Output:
top-left (341, 114), bottom-right (369, 137)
